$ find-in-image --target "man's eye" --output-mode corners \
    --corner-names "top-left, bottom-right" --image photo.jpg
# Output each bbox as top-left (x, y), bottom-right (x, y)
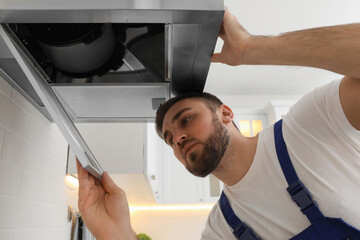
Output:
top-left (181, 116), bottom-right (191, 125)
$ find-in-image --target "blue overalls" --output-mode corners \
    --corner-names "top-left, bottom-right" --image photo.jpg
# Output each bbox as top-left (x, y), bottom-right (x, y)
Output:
top-left (220, 119), bottom-right (360, 240)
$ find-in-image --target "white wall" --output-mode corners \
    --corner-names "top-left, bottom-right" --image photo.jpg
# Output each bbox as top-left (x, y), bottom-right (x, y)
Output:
top-left (0, 76), bottom-right (78, 240)
top-left (217, 94), bottom-right (300, 112)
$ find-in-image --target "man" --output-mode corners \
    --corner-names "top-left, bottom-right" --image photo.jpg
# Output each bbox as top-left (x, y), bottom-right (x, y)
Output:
top-left (77, 9), bottom-right (360, 239)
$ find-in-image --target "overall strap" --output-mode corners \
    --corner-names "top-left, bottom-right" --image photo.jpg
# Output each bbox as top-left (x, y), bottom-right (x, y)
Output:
top-left (220, 192), bottom-right (261, 240)
top-left (274, 119), bottom-right (324, 223)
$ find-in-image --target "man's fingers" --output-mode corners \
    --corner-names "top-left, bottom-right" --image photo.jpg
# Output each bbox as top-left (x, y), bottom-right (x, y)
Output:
top-left (102, 171), bottom-right (120, 194)
top-left (77, 158), bottom-right (90, 187)
top-left (76, 158), bottom-right (81, 175)
top-left (211, 53), bottom-right (224, 63)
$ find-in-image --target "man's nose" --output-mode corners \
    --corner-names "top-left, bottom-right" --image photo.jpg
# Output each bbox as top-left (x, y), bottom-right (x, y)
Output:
top-left (173, 130), bottom-right (186, 145)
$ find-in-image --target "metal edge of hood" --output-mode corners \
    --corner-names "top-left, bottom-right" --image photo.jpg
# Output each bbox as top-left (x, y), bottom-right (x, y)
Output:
top-left (0, 0), bottom-right (224, 23)
top-left (0, 0), bottom-right (223, 11)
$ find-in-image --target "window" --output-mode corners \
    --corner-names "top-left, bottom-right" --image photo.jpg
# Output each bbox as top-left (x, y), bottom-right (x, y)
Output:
top-left (234, 113), bottom-right (268, 137)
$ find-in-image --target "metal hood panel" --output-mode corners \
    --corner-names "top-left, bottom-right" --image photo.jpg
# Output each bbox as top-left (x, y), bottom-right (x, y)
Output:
top-left (52, 83), bottom-right (170, 122)
top-left (0, 0), bottom-right (224, 121)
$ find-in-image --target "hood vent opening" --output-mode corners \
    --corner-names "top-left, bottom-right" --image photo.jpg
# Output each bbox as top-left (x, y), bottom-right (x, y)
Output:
top-left (8, 23), bottom-right (166, 85)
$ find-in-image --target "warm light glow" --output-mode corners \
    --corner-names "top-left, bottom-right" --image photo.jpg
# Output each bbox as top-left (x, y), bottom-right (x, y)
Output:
top-left (65, 175), bottom-right (79, 188)
top-left (252, 120), bottom-right (263, 136)
top-left (239, 120), bottom-right (251, 137)
top-left (129, 204), bottom-right (215, 213)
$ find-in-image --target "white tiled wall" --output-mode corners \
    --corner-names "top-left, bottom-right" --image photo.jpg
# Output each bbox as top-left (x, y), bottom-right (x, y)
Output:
top-left (0, 76), bottom-right (78, 240)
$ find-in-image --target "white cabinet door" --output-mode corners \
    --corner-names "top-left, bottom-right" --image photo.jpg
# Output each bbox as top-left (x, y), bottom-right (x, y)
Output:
top-left (145, 123), bottom-right (164, 203)
top-left (146, 123), bottom-right (205, 204)
top-left (203, 174), bottom-right (223, 203)
top-left (163, 146), bottom-right (205, 204)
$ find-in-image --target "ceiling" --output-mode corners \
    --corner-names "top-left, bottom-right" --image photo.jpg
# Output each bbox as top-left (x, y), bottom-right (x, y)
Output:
top-left (205, 0), bottom-right (360, 96)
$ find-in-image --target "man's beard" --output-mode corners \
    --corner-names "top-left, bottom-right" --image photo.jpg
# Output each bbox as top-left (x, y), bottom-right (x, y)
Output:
top-left (185, 116), bottom-right (230, 177)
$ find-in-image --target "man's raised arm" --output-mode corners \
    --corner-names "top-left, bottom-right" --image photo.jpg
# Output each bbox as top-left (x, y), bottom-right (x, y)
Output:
top-left (212, 9), bottom-right (360, 130)
top-left (212, 9), bottom-right (360, 79)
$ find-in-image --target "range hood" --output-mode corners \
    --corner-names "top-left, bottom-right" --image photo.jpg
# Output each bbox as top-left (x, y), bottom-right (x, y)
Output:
top-left (0, 0), bottom-right (224, 122)
top-left (0, 0), bottom-right (224, 179)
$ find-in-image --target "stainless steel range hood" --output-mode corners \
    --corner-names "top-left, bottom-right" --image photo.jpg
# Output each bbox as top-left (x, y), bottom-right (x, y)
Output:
top-left (0, 0), bottom-right (224, 122)
top-left (0, 0), bottom-right (224, 178)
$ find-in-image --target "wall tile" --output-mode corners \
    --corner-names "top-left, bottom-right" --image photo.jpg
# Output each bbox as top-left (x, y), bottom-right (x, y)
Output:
top-left (39, 180), bottom-right (65, 205)
top-left (0, 197), bottom-right (37, 229)
top-left (10, 88), bottom-right (46, 122)
top-left (28, 119), bottom-right (68, 164)
top-left (19, 171), bottom-right (44, 202)
top-left (0, 196), bottom-right (17, 229)
top-left (0, 230), bottom-right (13, 240)
top-left (1, 131), bottom-right (42, 174)
top-left (0, 82), bottom-right (76, 237)
top-left (13, 230), bottom-right (43, 240)
top-left (19, 170), bottom-right (68, 205)
top-left (13, 228), bottom-right (70, 240)
top-left (0, 93), bottom-right (29, 138)
top-left (35, 203), bottom-right (69, 228)
top-left (10, 87), bottom-right (66, 142)
top-left (0, 76), bottom-right (12, 98)
top-left (40, 154), bottom-right (66, 185)
top-left (0, 161), bottom-right (21, 197)
top-left (13, 199), bottom-right (38, 229)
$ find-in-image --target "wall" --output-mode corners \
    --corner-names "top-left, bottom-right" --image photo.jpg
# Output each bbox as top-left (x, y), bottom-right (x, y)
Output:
top-left (0, 76), bottom-right (78, 240)
top-left (217, 94), bottom-right (300, 113)
top-left (131, 208), bottom-right (211, 240)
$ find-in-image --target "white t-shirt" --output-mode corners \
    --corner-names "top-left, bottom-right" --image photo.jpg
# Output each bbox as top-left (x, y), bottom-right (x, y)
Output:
top-left (201, 79), bottom-right (360, 240)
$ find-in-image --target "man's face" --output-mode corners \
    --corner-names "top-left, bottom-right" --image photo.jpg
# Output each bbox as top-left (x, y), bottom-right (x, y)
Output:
top-left (162, 98), bottom-right (230, 177)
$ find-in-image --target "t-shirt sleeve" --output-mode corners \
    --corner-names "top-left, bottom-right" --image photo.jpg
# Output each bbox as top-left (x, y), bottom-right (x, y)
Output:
top-left (285, 79), bottom-right (360, 147)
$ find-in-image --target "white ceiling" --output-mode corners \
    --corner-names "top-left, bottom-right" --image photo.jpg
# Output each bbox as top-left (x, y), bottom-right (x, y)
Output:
top-left (204, 0), bottom-right (360, 96)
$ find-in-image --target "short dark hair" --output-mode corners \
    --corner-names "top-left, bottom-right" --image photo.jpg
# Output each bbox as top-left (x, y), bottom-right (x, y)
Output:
top-left (155, 92), bottom-right (223, 139)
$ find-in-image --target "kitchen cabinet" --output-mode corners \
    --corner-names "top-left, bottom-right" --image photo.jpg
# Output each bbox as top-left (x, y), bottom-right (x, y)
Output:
top-left (146, 123), bottom-right (223, 205)
top-left (145, 123), bottom-right (164, 203)
top-left (146, 123), bottom-right (206, 204)
top-left (162, 145), bottom-right (205, 204)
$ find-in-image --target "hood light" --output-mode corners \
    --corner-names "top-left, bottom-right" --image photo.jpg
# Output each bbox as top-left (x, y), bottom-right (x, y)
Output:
top-left (65, 174), bottom-right (79, 189)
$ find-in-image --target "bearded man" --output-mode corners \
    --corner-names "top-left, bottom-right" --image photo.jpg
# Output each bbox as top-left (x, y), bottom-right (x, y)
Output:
top-left (77, 8), bottom-right (360, 240)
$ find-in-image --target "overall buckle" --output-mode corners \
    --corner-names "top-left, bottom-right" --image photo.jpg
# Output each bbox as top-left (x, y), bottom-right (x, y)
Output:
top-left (233, 222), bottom-right (260, 240)
top-left (287, 179), bottom-right (316, 212)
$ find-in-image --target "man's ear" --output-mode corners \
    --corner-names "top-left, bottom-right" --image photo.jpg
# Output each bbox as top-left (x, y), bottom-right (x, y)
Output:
top-left (219, 105), bottom-right (234, 124)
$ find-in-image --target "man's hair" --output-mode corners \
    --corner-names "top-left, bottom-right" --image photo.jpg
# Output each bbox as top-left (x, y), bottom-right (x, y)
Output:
top-left (155, 92), bottom-right (224, 139)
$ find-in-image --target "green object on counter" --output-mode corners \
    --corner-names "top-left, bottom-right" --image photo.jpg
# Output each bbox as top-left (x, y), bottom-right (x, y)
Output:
top-left (137, 233), bottom-right (152, 240)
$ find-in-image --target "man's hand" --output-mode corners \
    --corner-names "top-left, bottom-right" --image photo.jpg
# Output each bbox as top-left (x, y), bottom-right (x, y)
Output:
top-left (211, 8), bottom-right (252, 66)
top-left (77, 160), bottom-right (138, 240)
